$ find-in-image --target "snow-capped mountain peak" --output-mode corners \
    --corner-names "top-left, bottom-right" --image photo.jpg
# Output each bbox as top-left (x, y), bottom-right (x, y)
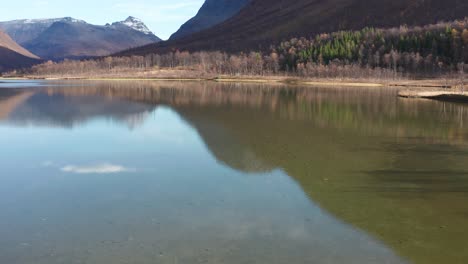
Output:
top-left (21, 17), bottom-right (85, 24)
top-left (112, 16), bottom-right (153, 35)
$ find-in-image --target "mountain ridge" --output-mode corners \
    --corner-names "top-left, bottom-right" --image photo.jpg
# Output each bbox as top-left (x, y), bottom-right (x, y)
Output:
top-left (170, 0), bottom-right (251, 40)
top-left (0, 17), bottom-right (160, 60)
top-left (120, 0), bottom-right (468, 55)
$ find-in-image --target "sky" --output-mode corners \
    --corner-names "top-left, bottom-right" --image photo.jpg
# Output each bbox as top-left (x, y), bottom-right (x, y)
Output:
top-left (1, 0), bottom-right (205, 39)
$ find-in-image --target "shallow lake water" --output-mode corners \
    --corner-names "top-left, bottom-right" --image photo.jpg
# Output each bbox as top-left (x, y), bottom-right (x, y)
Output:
top-left (0, 80), bottom-right (467, 264)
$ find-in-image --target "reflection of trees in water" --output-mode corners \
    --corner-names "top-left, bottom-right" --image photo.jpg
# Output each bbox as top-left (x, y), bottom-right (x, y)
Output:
top-left (176, 103), bottom-right (468, 264)
top-left (44, 80), bottom-right (468, 144)
top-left (49, 80), bottom-right (466, 264)
top-left (54, 80), bottom-right (464, 264)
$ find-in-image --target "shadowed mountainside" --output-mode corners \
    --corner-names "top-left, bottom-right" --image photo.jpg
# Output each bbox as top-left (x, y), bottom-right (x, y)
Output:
top-left (170, 0), bottom-right (251, 40)
top-left (0, 47), bottom-right (42, 72)
top-left (120, 0), bottom-right (468, 54)
top-left (0, 30), bottom-right (41, 72)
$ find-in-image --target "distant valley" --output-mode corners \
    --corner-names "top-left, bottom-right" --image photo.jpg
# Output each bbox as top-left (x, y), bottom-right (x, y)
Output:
top-left (0, 16), bottom-right (160, 60)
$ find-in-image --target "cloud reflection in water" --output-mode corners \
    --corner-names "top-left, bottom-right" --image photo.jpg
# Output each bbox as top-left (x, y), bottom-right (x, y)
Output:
top-left (60, 163), bottom-right (134, 174)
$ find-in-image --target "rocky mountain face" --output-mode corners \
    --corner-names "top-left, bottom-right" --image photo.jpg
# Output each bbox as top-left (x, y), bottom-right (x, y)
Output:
top-left (0, 17), bottom-right (84, 44)
top-left (111, 16), bottom-right (154, 35)
top-left (170, 0), bottom-right (251, 40)
top-left (121, 0), bottom-right (468, 55)
top-left (0, 17), bottom-right (161, 60)
top-left (0, 30), bottom-right (41, 72)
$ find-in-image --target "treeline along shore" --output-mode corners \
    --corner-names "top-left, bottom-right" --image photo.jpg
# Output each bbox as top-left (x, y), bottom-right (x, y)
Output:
top-left (4, 19), bottom-right (468, 90)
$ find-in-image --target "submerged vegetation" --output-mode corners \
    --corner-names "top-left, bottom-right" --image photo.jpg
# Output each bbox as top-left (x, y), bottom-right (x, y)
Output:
top-left (13, 19), bottom-right (468, 80)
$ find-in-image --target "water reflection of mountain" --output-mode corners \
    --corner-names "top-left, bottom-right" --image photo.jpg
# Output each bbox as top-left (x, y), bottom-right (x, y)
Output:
top-left (40, 81), bottom-right (468, 264)
top-left (173, 86), bottom-right (468, 264)
top-left (0, 89), bottom-right (34, 119)
top-left (1, 80), bottom-right (468, 264)
top-left (182, 105), bottom-right (468, 264)
top-left (39, 80), bottom-right (468, 144)
top-left (166, 85), bottom-right (468, 264)
top-left (0, 88), bottom-right (155, 129)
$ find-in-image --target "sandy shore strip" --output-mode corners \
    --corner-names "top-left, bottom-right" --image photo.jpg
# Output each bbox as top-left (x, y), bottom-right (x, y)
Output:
top-left (1, 75), bottom-right (464, 89)
top-left (398, 90), bottom-right (468, 102)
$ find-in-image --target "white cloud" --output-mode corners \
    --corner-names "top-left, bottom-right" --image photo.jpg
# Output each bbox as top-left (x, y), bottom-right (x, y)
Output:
top-left (60, 163), bottom-right (133, 174)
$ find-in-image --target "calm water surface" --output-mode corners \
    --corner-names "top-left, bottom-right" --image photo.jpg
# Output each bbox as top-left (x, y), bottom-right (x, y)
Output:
top-left (0, 80), bottom-right (467, 264)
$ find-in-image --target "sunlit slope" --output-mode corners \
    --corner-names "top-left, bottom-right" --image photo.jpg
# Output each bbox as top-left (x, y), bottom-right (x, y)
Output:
top-left (0, 30), bottom-right (41, 72)
top-left (0, 30), bottom-right (39, 59)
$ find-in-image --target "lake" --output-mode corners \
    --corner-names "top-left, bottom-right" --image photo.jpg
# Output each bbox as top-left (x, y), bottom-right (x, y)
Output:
top-left (0, 80), bottom-right (467, 264)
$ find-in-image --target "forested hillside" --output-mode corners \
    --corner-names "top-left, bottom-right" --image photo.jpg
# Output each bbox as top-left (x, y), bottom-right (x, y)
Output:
top-left (119, 0), bottom-right (468, 55)
top-left (27, 19), bottom-right (468, 79)
top-left (277, 20), bottom-right (468, 74)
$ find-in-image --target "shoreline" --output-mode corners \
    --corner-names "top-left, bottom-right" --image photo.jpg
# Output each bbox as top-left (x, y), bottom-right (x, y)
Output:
top-left (1, 75), bottom-right (463, 89)
top-left (2, 75), bottom-right (467, 103)
top-left (398, 90), bottom-right (468, 102)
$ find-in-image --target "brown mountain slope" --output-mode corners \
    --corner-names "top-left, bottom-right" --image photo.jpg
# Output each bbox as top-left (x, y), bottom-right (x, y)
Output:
top-left (0, 30), bottom-right (39, 59)
top-left (0, 30), bottom-right (41, 72)
top-left (0, 47), bottom-right (42, 72)
top-left (120, 0), bottom-right (468, 55)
